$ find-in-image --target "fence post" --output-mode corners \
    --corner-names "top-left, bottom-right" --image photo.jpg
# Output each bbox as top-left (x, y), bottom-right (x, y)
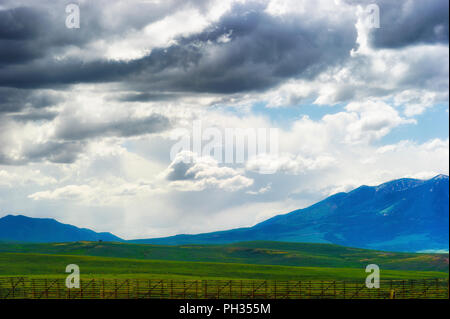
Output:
top-left (32, 279), bottom-right (36, 299)
top-left (11, 278), bottom-right (15, 298)
top-left (230, 281), bottom-right (233, 299)
top-left (274, 281), bottom-right (277, 299)
top-left (447, 279), bottom-right (449, 299)
top-left (390, 289), bottom-right (395, 299)
top-left (264, 281), bottom-right (267, 299)
top-left (436, 278), bottom-right (439, 297)
top-left (343, 281), bottom-right (346, 299)
top-left (136, 280), bottom-right (139, 299)
top-left (217, 281), bottom-right (220, 299)
top-left (390, 280), bottom-right (393, 299)
top-left (252, 281), bottom-right (255, 299)
top-left (57, 280), bottom-right (61, 299)
top-left (5, 277), bottom-right (447, 300)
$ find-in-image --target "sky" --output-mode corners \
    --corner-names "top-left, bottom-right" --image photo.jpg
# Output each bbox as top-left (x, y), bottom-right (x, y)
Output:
top-left (0, 0), bottom-right (448, 239)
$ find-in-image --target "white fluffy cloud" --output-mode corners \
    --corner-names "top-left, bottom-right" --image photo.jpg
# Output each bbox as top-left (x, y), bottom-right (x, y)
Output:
top-left (164, 151), bottom-right (254, 192)
top-left (246, 153), bottom-right (336, 175)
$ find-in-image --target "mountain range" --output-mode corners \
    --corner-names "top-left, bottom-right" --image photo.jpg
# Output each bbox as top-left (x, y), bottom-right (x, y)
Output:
top-left (133, 174), bottom-right (449, 252)
top-left (1, 175), bottom-right (448, 252)
top-left (0, 214), bottom-right (120, 243)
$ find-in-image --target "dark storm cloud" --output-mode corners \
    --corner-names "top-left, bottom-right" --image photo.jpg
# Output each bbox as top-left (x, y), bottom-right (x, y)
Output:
top-left (347, 0), bottom-right (449, 48)
top-left (130, 4), bottom-right (357, 94)
top-left (0, 88), bottom-right (62, 113)
top-left (0, 7), bottom-right (48, 64)
top-left (0, 140), bottom-right (85, 165)
top-left (9, 109), bottom-right (58, 122)
top-left (55, 114), bottom-right (171, 141)
top-left (0, 0), bottom-right (215, 88)
top-left (0, 113), bottom-right (172, 166)
top-left (23, 141), bottom-right (85, 164)
top-left (1, 0), bottom-right (446, 94)
top-left (374, 0), bottom-right (448, 48)
top-left (0, 58), bottom-right (139, 89)
top-left (0, 4), bottom-right (102, 66)
top-left (114, 92), bottom-right (181, 102)
top-left (0, 2), bottom-right (358, 93)
top-left (0, 0), bottom-right (205, 66)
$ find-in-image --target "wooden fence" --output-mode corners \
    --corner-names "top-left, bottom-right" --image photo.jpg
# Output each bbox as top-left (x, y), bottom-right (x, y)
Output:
top-left (0, 277), bottom-right (448, 299)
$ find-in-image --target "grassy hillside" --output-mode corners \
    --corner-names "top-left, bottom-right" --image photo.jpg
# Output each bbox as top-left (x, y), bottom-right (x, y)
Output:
top-left (1, 252), bottom-right (447, 281)
top-left (0, 241), bottom-right (448, 272)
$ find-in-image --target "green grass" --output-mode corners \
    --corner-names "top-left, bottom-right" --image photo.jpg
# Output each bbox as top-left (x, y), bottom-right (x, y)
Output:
top-left (0, 241), bottom-right (447, 272)
top-left (0, 252), bottom-right (448, 281)
top-left (0, 241), bottom-right (447, 281)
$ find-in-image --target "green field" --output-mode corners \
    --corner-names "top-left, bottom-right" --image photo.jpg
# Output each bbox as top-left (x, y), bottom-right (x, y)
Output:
top-left (1, 252), bottom-right (448, 281)
top-left (0, 241), bottom-right (448, 281)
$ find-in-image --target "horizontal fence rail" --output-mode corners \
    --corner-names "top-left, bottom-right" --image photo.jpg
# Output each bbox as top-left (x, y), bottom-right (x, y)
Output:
top-left (0, 277), bottom-right (448, 299)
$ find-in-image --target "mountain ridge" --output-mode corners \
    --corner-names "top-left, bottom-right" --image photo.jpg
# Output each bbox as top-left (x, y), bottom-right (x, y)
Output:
top-left (131, 175), bottom-right (449, 252)
top-left (1, 174), bottom-right (448, 252)
top-left (0, 214), bottom-right (122, 243)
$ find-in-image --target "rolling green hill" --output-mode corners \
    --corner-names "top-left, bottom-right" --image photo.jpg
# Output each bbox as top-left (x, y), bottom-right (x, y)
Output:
top-left (1, 241), bottom-right (448, 273)
top-left (0, 252), bottom-right (447, 281)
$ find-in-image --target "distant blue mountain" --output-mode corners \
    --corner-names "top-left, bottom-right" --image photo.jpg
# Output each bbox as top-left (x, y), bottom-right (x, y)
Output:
top-left (133, 175), bottom-right (449, 252)
top-left (1, 175), bottom-right (448, 252)
top-left (0, 215), bottom-right (122, 243)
